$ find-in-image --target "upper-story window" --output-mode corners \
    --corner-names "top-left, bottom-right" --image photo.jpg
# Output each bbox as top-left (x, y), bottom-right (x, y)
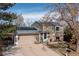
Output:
top-left (56, 26), bottom-right (59, 31)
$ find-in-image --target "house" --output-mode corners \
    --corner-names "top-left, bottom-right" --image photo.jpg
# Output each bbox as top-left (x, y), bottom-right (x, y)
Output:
top-left (16, 21), bottom-right (64, 44)
top-left (32, 21), bottom-right (64, 43)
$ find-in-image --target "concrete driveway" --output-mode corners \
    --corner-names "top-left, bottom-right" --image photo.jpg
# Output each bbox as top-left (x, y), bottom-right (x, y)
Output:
top-left (5, 35), bottom-right (61, 56)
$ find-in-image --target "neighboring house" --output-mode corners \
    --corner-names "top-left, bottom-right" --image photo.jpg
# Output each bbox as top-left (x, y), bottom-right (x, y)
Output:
top-left (4, 33), bottom-right (16, 46)
top-left (32, 21), bottom-right (64, 43)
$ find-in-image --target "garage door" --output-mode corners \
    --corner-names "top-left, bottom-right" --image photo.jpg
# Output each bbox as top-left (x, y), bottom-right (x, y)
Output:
top-left (18, 35), bottom-right (37, 45)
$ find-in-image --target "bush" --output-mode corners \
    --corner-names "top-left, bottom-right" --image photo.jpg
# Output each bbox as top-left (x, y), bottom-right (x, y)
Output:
top-left (64, 27), bottom-right (72, 42)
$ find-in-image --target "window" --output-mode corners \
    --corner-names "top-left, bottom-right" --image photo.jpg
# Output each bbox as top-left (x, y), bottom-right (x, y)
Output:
top-left (56, 37), bottom-right (59, 39)
top-left (56, 27), bottom-right (59, 31)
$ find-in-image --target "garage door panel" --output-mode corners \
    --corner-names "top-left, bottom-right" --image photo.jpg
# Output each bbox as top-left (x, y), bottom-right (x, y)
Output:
top-left (18, 35), bottom-right (37, 45)
top-left (19, 35), bottom-right (36, 40)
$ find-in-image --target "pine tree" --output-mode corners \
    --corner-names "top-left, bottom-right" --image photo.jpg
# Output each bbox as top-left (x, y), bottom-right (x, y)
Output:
top-left (0, 3), bottom-right (17, 40)
top-left (0, 3), bottom-right (17, 55)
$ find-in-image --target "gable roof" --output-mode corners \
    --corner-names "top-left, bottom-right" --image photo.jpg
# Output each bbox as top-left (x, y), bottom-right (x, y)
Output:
top-left (17, 27), bottom-right (39, 35)
top-left (32, 21), bottom-right (62, 26)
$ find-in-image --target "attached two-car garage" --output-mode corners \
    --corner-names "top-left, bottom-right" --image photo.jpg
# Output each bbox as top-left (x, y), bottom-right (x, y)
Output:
top-left (16, 27), bottom-right (39, 43)
top-left (18, 35), bottom-right (37, 45)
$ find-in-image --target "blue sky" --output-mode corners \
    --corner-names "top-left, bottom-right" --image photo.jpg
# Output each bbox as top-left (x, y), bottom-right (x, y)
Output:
top-left (7, 3), bottom-right (50, 14)
top-left (6, 3), bottom-right (51, 24)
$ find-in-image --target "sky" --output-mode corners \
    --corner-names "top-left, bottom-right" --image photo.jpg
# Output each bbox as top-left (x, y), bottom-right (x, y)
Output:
top-left (6, 3), bottom-right (51, 24)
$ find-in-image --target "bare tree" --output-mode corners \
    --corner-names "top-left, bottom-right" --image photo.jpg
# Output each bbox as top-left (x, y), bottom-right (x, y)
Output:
top-left (42, 3), bottom-right (79, 51)
top-left (15, 14), bottom-right (25, 27)
top-left (25, 18), bottom-right (33, 27)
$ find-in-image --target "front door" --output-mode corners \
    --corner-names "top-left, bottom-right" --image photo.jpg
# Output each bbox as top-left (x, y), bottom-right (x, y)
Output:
top-left (43, 33), bottom-right (48, 42)
top-left (40, 33), bottom-right (48, 43)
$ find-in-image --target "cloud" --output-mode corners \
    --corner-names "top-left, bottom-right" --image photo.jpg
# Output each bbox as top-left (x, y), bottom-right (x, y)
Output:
top-left (22, 12), bottom-right (47, 22)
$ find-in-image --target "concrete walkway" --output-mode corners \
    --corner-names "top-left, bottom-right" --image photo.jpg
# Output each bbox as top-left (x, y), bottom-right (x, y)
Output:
top-left (5, 37), bottom-right (61, 56)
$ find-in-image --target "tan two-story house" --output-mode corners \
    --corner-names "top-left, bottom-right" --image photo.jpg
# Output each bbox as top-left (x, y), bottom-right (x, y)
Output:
top-left (32, 21), bottom-right (64, 44)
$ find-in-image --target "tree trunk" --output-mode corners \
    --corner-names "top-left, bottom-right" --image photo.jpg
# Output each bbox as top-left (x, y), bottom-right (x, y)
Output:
top-left (76, 39), bottom-right (79, 53)
top-left (0, 40), bottom-right (3, 56)
top-left (0, 47), bottom-right (3, 56)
